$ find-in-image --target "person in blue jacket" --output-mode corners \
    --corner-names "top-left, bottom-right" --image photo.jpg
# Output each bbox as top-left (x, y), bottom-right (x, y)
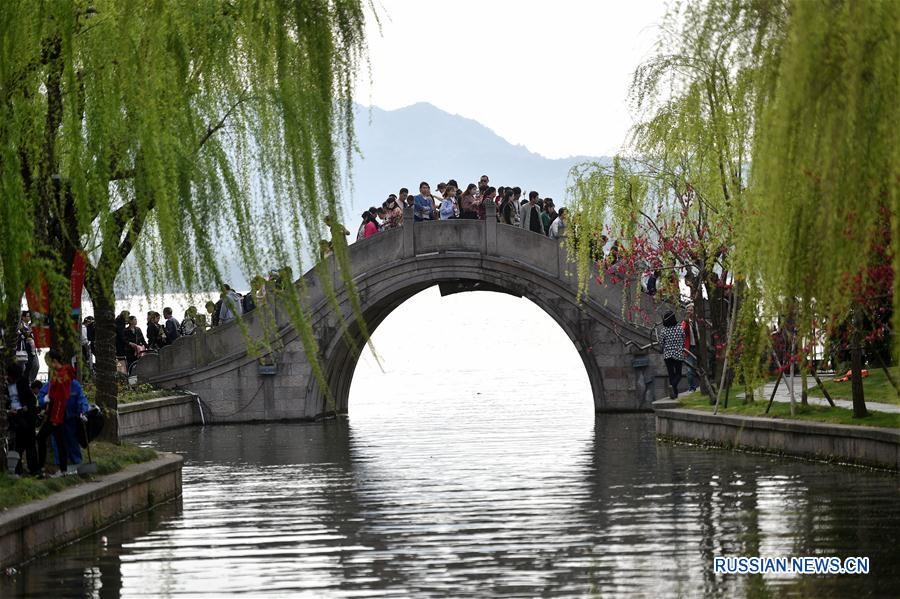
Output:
top-left (37, 376), bottom-right (90, 470)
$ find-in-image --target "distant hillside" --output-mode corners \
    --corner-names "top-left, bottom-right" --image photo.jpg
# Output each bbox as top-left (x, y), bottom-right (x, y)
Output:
top-left (345, 102), bottom-right (610, 213)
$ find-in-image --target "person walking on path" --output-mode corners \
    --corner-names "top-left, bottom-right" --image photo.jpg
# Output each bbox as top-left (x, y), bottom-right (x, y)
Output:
top-left (660, 311), bottom-right (686, 399)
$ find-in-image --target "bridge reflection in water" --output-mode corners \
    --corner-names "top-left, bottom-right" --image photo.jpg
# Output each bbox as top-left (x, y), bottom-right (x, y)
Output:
top-left (134, 201), bottom-right (669, 421)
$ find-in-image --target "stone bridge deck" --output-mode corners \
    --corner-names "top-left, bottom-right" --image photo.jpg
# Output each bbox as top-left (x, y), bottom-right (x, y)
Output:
top-left (133, 203), bottom-right (670, 422)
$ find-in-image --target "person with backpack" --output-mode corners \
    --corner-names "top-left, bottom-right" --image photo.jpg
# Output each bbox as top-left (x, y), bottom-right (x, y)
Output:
top-left (660, 311), bottom-right (686, 399)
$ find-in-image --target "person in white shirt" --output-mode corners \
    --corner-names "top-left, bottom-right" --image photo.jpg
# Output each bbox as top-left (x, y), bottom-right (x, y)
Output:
top-left (549, 207), bottom-right (568, 240)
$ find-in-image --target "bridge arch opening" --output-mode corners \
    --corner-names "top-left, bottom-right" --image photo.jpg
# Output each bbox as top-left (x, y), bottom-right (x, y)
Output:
top-left (345, 286), bottom-right (593, 418)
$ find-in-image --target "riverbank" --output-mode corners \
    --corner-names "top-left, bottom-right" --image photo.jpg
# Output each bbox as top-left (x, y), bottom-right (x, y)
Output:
top-left (654, 402), bottom-right (899, 470)
top-left (0, 442), bottom-right (157, 510)
top-left (0, 452), bottom-right (182, 568)
top-left (806, 366), bottom-right (900, 406)
top-left (679, 392), bottom-right (900, 427)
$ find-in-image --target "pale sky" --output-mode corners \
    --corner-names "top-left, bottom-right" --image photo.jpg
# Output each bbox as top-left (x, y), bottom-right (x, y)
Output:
top-left (356, 0), bottom-right (668, 159)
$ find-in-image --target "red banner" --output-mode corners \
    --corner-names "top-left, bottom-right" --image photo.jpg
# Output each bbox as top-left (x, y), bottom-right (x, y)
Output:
top-left (24, 276), bottom-right (52, 348)
top-left (70, 251), bottom-right (86, 319)
top-left (23, 251), bottom-right (89, 348)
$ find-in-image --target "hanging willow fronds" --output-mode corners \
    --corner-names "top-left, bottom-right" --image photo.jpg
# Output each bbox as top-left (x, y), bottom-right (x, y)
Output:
top-left (0, 0), bottom-right (373, 426)
top-left (736, 0), bottom-right (900, 369)
top-left (0, 0), bottom-right (369, 340)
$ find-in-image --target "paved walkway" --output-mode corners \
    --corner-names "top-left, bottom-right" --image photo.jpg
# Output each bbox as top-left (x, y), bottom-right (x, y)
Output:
top-left (737, 380), bottom-right (900, 415)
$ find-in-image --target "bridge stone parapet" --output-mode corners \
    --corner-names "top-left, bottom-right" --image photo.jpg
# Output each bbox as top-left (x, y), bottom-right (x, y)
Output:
top-left (133, 203), bottom-right (671, 422)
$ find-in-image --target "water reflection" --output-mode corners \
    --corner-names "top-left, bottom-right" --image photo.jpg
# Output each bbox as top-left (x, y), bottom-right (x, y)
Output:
top-left (2, 413), bottom-right (897, 598)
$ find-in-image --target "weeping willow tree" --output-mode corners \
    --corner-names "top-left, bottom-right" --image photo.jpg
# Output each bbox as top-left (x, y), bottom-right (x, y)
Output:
top-left (736, 0), bottom-right (900, 417)
top-left (568, 0), bottom-right (786, 397)
top-left (0, 0), bottom-right (371, 440)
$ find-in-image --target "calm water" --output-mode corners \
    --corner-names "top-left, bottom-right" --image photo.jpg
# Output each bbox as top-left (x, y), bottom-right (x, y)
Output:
top-left (3, 290), bottom-right (899, 597)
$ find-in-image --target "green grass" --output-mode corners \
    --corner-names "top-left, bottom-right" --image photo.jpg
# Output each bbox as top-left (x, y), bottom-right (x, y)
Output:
top-left (81, 380), bottom-right (188, 405)
top-left (806, 366), bottom-right (900, 406)
top-left (679, 392), bottom-right (900, 429)
top-left (0, 442), bottom-right (157, 511)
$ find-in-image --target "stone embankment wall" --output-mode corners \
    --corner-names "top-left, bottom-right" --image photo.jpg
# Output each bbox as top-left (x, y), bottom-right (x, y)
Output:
top-left (656, 407), bottom-right (899, 470)
top-left (118, 395), bottom-right (203, 437)
top-left (0, 453), bottom-right (183, 568)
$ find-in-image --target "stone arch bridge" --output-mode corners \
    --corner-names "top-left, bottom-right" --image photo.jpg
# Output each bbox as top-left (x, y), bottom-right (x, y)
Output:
top-left (133, 204), bottom-right (670, 422)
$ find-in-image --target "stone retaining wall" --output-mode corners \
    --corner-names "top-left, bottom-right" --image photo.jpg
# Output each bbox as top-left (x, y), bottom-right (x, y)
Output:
top-left (0, 453), bottom-right (183, 568)
top-left (118, 395), bottom-right (202, 437)
top-left (655, 408), bottom-right (900, 470)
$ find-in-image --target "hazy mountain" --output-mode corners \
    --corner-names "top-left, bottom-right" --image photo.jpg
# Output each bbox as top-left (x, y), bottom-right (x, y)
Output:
top-left (345, 102), bottom-right (610, 213)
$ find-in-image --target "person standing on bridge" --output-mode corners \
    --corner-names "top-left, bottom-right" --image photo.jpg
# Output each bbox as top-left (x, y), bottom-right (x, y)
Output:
top-left (549, 207), bottom-right (567, 240)
top-left (512, 187), bottom-right (523, 225)
top-left (439, 183), bottom-right (459, 220)
top-left (163, 307), bottom-right (181, 345)
top-left (479, 186), bottom-right (495, 220)
top-left (399, 187), bottom-right (412, 208)
top-left (498, 188), bottom-right (516, 225)
top-left (541, 198), bottom-right (557, 234)
top-left (363, 212), bottom-right (379, 238)
top-left (218, 285), bottom-right (243, 325)
top-left (660, 311), bottom-right (686, 399)
top-left (520, 191), bottom-right (545, 235)
top-left (460, 184), bottom-right (480, 219)
top-left (413, 182), bottom-right (435, 221)
top-left (124, 316), bottom-right (147, 367)
top-left (383, 196), bottom-right (403, 229)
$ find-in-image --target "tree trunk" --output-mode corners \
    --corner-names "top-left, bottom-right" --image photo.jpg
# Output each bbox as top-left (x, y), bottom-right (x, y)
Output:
top-left (696, 294), bottom-right (712, 397)
top-left (800, 352), bottom-right (809, 407)
top-left (1, 303), bottom-right (20, 364)
top-left (85, 274), bottom-right (120, 442)
top-left (850, 320), bottom-right (868, 418)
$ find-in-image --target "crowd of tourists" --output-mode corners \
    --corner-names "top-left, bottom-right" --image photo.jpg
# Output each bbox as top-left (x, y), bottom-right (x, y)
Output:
top-left (113, 271), bottom-right (296, 368)
top-left (352, 174), bottom-right (568, 241)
